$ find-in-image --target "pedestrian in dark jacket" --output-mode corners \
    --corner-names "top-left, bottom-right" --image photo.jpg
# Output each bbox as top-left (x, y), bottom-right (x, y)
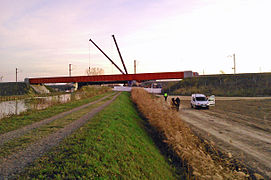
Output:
top-left (175, 97), bottom-right (180, 111)
top-left (171, 98), bottom-right (176, 106)
top-left (171, 98), bottom-right (177, 108)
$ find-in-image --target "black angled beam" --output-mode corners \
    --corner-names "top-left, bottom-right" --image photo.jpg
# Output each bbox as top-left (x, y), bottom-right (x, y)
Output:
top-left (89, 38), bottom-right (125, 74)
top-left (112, 35), bottom-right (128, 74)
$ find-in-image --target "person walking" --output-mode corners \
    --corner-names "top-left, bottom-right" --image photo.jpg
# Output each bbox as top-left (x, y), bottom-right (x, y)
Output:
top-left (164, 92), bottom-right (168, 101)
top-left (171, 98), bottom-right (176, 106)
top-left (171, 98), bottom-right (176, 109)
top-left (175, 97), bottom-right (180, 111)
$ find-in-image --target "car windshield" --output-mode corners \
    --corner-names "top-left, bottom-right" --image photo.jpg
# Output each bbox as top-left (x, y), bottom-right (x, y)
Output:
top-left (208, 95), bottom-right (215, 101)
top-left (196, 97), bottom-right (206, 101)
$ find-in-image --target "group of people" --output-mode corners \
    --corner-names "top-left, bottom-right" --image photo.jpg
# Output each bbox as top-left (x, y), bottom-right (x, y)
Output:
top-left (164, 92), bottom-right (181, 111)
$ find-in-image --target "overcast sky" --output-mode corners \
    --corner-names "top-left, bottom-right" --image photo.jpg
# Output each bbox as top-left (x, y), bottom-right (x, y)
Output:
top-left (1, 0), bottom-right (271, 82)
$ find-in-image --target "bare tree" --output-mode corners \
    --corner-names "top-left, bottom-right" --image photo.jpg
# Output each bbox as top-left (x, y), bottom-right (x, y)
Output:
top-left (219, 70), bottom-right (225, 74)
top-left (0, 76), bottom-right (3, 82)
top-left (86, 67), bottom-right (104, 76)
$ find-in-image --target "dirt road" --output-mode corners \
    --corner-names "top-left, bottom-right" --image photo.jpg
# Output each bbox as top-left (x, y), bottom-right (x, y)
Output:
top-left (0, 93), bottom-right (114, 146)
top-left (0, 93), bottom-right (120, 179)
top-left (171, 96), bottom-right (271, 178)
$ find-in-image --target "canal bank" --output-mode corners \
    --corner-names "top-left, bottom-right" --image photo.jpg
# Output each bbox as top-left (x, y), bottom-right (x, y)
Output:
top-left (0, 86), bottom-right (112, 134)
top-left (0, 86), bottom-right (111, 120)
top-left (0, 82), bottom-right (77, 102)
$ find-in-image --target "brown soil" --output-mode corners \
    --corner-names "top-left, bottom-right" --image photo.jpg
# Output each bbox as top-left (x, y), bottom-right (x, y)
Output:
top-left (171, 96), bottom-right (271, 178)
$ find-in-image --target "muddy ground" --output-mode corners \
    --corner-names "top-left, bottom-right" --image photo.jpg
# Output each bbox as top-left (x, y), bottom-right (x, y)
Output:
top-left (168, 96), bottom-right (271, 178)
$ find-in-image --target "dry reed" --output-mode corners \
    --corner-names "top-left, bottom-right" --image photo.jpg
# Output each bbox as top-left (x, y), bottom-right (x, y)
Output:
top-left (131, 88), bottom-right (248, 179)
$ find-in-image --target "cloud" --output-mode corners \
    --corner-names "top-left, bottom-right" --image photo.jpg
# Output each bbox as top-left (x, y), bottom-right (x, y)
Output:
top-left (1, 0), bottom-right (271, 81)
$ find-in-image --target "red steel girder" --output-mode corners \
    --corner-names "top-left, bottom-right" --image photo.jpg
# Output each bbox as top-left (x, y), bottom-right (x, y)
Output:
top-left (28, 71), bottom-right (190, 84)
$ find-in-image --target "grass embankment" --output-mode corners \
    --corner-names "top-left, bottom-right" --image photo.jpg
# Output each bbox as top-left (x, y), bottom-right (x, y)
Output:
top-left (0, 82), bottom-right (34, 97)
top-left (0, 84), bottom-right (35, 102)
top-left (131, 88), bottom-right (248, 179)
top-left (0, 94), bottom-right (116, 158)
top-left (20, 92), bottom-right (179, 179)
top-left (163, 72), bottom-right (271, 96)
top-left (0, 84), bottom-right (76, 102)
top-left (0, 82), bottom-right (73, 101)
top-left (0, 86), bottom-right (111, 134)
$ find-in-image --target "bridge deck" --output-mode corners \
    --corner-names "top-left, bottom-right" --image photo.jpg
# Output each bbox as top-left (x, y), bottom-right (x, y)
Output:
top-left (28, 71), bottom-right (192, 84)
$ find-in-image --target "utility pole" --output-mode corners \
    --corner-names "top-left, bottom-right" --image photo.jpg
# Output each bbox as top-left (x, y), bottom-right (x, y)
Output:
top-left (233, 53), bottom-right (236, 74)
top-left (16, 68), bottom-right (18, 82)
top-left (69, 64), bottom-right (72, 77)
top-left (134, 60), bottom-right (136, 74)
top-left (228, 53), bottom-right (236, 74)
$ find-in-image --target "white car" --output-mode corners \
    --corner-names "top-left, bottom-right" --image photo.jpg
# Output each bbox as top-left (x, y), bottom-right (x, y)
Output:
top-left (208, 95), bottom-right (215, 106)
top-left (191, 94), bottom-right (209, 109)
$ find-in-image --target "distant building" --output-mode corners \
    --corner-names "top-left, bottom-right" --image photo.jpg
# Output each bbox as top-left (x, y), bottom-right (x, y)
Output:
top-left (193, 72), bottom-right (199, 76)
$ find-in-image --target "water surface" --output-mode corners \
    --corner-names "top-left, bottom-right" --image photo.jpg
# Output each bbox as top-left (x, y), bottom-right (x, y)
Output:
top-left (0, 94), bottom-right (75, 119)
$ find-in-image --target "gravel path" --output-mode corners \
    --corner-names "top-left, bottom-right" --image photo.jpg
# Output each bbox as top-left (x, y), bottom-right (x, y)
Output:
top-left (0, 93), bottom-right (120, 179)
top-left (0, 93), bottom-right (114, 146)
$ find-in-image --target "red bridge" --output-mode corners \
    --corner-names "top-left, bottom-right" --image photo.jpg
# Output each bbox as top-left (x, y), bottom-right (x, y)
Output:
top-left (27, 36), bottom-right (197, 85)
top-left (27, 71), bottom-right (193, 84)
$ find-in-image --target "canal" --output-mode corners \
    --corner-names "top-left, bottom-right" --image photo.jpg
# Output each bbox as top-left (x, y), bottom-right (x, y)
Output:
top-left (0, 94), bottom-right (79, 119)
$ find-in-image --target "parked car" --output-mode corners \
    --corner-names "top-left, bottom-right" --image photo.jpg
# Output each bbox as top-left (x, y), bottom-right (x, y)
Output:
top-left (191, 94), bottom-right (209, 109)
top-left (208, 95), bottom-right (215, 106)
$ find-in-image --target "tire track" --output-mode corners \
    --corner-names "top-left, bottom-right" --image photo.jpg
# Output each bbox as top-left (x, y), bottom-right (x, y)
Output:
top-left (0, 93), bottom-right (120, 179)
top-left (0, 93), bottom-right (114, 146)
top-left (180, 107), bottom-right (271, 178)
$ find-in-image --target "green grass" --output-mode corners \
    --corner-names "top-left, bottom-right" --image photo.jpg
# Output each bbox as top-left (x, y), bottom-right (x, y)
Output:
top-left (0, 91), bottom-right (113, 134)
top-left (163, 73), bottom-right (271, 97)
top-left (20, 92), bottom-right (179, 179)
top-left (0, 94), bottom-right (115, 158)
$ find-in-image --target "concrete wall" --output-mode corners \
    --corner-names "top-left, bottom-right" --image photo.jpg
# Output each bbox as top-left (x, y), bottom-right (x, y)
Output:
top-left (113, 86), bottom-right (162, 94)
top-left (30, 85), bottom-right (50, 94)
